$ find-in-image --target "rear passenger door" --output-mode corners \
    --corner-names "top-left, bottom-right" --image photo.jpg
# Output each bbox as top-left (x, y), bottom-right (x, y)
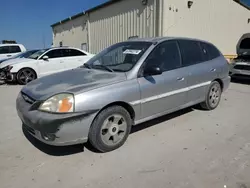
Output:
top-left (63, 49), bottom-right (89, 70)
top-left (178, 40), bottom-right (219, 104)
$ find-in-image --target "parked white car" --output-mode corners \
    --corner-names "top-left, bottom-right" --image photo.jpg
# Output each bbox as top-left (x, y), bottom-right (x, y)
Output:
top-left (0, 44), bottom-right (26, 61)
top-left (0, 47), bottom-right (94, 84)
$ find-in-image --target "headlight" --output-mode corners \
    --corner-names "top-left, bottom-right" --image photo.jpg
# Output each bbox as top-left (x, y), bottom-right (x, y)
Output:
top-left (39, 93), bottom-right (74, 113)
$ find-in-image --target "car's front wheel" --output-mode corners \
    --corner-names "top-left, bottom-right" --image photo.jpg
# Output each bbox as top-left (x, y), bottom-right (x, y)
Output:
top-left (17, 68), bottom-right (37, 85)
top-left (88, 106), bottom-right (132, 153)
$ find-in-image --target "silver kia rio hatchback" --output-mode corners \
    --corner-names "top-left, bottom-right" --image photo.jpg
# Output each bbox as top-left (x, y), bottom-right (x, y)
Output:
top-left (16, 37), bottom-right (231, 152)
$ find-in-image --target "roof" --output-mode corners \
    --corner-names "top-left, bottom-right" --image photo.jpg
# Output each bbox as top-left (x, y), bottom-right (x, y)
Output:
top-left (51, 0), bottom-right (122, 27)
top-left (128, 36), bottom-right (211, 44)
top-left (0, 44), bottom-right (24, 47)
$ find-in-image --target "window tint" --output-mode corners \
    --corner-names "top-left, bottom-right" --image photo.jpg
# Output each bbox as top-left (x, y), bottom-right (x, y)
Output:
top-left (178, 40), bottom-right (203, 66)
top-left (200, 42), bottom-right (221, 60)
top-left (9, 46), bottom-right (21, 53)
top-left (145, 41), bottom-right (181, 72)
top-left (0, 46), bottom-right (9, 54)
top-left (68, 49), bottom-right (86, 56)
top-left (44, 49), bottom-right (63, 59)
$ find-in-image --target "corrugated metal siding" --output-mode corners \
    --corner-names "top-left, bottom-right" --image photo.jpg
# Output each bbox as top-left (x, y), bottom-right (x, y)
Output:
top-left (53, 15), bottom-right (89, 49)
top-left (162, 0), bottom-right (250, 55)
top-left (89, 0), bottom-right (157, 53)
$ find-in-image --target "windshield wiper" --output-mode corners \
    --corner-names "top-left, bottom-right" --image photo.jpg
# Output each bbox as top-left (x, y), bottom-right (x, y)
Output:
top-left (82, 63), bottom-right (92, 69)
top-left (93, 64), bottom-right (114, 72)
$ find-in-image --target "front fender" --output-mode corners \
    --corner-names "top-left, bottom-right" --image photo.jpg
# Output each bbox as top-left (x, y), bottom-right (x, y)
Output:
top-left (74, 79), bottom-right (141, 121)
top-left (10, 63), bottom-right (38, 74)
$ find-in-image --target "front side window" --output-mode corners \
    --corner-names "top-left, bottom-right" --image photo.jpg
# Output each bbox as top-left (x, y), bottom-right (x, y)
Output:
top-left (0, 46), bottom-right (9, 54)
top-left (85, 42), bottom-right (152, 72)
top-left (145, 41), bottom-right (181, 72)
top-left (9, 46), bottom-right (21, 53)
top-left (178, 40), bottom-right (204, 66)
top-left (44, 49), bottom-right (63, 59)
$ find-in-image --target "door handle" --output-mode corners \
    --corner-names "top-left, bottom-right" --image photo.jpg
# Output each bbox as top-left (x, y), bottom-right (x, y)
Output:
top-left (60, 61), bottom-right (64, 63)
top-left (210, 68), bottom-right (216, 72)
top-left (7, 55), bottom-right (11, 57)
top-left (177, 77), bottom-right (185, 81)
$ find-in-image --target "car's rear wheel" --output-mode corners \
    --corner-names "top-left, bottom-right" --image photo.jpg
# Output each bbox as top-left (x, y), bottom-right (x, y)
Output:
top-left (17, 68), bottom-right (37, 85)
top-left (200, 81), bottom-right (222, 110)
top-left (88, 106), bottom-right (132, 153)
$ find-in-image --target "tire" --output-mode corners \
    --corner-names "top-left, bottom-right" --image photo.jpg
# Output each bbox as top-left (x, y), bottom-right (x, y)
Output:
top-left (88, 106), bottom-right (132, 153)
top-left (200, 81), bottom-right (222, 110)
top-left (17, 68), bottom-right (37, 85)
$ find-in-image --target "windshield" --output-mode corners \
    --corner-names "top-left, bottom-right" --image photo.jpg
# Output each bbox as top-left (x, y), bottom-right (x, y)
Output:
top-left (84, 41), bottom-right (152, 72)
top-left (28, 49), bottom-right (48, 59)
top-left (12, 50), bottom-right (39, 58)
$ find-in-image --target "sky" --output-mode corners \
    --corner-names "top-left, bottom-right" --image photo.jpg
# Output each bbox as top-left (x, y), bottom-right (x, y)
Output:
top-left (0, 0), bottom-right (250, 50)
top-left (0, 0), bottom-right (108, 49)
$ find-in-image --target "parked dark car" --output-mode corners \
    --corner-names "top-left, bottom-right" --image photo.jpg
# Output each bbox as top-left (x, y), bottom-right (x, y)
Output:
top-left (230, 34), bottom-right (250, 79)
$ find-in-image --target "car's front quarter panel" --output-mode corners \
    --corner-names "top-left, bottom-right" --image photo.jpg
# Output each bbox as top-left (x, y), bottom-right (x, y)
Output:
top-left (10, 60), bottom-right (38, 74)
top-left (74, 78), bottom-right (141, 121)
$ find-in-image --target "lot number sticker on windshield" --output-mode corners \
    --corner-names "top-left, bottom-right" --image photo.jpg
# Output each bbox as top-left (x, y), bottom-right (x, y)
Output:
top-left (123, 49), bottom-right (142, 55)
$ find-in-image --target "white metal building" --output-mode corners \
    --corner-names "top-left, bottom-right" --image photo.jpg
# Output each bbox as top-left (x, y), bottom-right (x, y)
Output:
top-left (51, 0), bottom-right (250, 58)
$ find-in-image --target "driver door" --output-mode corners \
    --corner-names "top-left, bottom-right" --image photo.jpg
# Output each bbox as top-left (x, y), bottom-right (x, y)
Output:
top-left (38, 49), bottom-right (66, 77)
top-left (138, 41), bottom-right (189, 119)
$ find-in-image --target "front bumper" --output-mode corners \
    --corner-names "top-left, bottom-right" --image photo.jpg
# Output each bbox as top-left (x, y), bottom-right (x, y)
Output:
top-left (0, 69), bottom-right (16, 82)
top-left (230, 62), bottom-right (250, 79)
top-left (16, 93), bottom-right (98, 146)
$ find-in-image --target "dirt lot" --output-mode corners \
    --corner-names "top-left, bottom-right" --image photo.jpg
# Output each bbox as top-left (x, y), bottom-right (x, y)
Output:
top-left (0, 81), bottom-right (250, 188)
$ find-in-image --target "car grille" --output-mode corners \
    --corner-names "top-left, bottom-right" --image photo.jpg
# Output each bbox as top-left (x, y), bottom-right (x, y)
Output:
top-left (21, 93), bottom-right (36, 104)
top-left (234, 65), bottom-right (250, 71)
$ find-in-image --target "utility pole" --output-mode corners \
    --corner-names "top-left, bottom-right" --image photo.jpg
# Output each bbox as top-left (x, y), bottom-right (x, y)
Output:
top-left (42, 33), bottom-right (46, 49)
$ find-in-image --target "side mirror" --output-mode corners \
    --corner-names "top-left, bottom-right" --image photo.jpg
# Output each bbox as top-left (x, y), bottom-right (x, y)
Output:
top-left (42, 55), bottom-right (49, 61)
top-left (144, 65), bottom-right (162, 76)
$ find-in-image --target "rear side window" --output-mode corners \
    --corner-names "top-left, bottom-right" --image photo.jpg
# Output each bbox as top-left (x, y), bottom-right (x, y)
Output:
top-left (178, 40), bottom-right (203, 66)
top-left (45, 49), bottom-right (63, 59)
top-left (200, 42), bottom-right (221, 61)
top-left (68, 49), bottom-right (86, 56)
top-left (9, 46), bottom-right (21, 53)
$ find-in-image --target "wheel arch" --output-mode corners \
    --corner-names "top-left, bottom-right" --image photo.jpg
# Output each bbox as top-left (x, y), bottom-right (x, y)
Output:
top-left (17, 67), bottom-right (37, 79)
top-left (93, 101), bottom-right (136, 123)
top-left (213, 78), bottom-right (224, 91)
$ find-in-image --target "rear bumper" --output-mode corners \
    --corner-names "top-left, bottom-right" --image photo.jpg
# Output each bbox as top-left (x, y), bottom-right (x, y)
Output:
top-left (222, 76), bottom-right (231, 91)
top-left (16, 93), bottom-right (98, 146)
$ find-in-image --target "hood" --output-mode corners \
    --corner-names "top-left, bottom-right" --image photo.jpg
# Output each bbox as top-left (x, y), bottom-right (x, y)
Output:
top-left (0, 58), bottom-right (34, 68)
top-left (21, 68), bottom-right (127, 101)
top-left (236, 33), bottom-right (250, 56)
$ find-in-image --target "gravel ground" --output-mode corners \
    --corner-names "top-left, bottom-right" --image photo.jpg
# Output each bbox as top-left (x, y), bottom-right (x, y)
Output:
top-left (0, 81), bottom-right (250, 188)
